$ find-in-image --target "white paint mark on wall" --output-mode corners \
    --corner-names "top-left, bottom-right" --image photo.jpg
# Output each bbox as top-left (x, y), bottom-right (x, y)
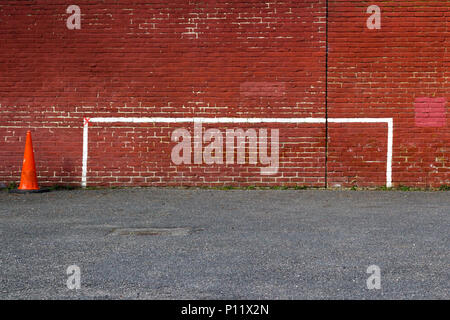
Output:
top-left (81, 118), bottom-right (89, 187)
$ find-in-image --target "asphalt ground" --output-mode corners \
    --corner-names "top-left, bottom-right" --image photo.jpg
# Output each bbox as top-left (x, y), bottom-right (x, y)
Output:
top-left (0, 188), bottom-right (448, 299)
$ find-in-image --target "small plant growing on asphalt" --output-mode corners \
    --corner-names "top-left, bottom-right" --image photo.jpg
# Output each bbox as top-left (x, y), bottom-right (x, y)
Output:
top-left (7, 182), bottom-right (17, 190)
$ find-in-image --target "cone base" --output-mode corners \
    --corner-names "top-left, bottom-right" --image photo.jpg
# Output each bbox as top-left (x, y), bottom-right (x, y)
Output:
top-left (9, 188), bottom-right (50, 194)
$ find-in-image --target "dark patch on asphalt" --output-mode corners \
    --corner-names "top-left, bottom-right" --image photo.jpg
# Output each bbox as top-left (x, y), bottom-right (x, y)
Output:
top-left (107, 227), bottom-right (201, 236)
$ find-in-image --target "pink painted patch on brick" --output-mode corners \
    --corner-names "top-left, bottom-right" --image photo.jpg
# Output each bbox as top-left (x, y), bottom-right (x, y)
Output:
top-left (414, 97), bottom-right (446, 127)
top-left (240, 82), bottom-right (286, 97)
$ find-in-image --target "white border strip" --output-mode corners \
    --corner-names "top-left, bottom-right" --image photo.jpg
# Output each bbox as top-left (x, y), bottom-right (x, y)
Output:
top-left (82, 117), bottom-right (393, 188)
top-left (82, 118), bottom-right (89, 187)
top-left (89, 117), bottom-right (327, 124)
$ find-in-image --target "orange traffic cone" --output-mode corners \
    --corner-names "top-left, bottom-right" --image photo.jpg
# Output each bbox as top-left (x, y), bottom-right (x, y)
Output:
top-left (9, 131), bottom-right (49, 193)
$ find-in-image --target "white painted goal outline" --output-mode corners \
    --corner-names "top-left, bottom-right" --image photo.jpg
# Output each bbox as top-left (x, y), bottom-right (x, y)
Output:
top-left (82, 117), bottom-right (393, 187)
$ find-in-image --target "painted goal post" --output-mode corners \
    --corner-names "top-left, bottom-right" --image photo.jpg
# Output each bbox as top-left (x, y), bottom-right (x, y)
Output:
top-left (82, 117), bottom-right (393, 188)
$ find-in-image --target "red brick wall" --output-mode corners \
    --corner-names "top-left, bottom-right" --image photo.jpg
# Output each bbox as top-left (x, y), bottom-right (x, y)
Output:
top-left (0, 0), bottom-right (448, 188)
